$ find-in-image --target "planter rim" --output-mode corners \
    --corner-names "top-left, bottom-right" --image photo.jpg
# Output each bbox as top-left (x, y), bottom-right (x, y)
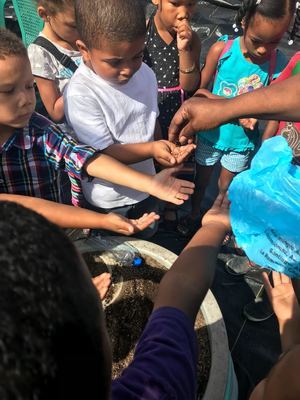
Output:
top-left (76, 236), bottom-right (235, 400)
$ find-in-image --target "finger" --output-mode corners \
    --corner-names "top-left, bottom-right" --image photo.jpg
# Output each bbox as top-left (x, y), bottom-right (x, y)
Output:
top-left (280, 273), bottom-right (292, 285)
top-left (177, 186), bottom-right (194, 195)
top-left (175, 192), bottom-right (189, 201)
top-left (168, 107), bottom-right (189, 143)
top-left (221, 193), bottom-right (230, 209)
top-left (272, 271), bottom-right (282, 287)
top-left (212, 193), bottom-right (224, 209)
top-left (178, 122), bottom-right (196, 144)
top-left (262, 271), bottom-right (273, 295)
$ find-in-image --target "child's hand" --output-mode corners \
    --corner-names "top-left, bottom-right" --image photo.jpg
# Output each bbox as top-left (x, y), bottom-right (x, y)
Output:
top-left (104, 212), bottom-right (160, 235)
top-left (177, 20), bottom-right (193, 51)
top-left (201, 193), bottom-right (231, 231)
top-left (92, 273), bottom-right (111, 300)
top-left (239, 118), bottom-right (257, 130)
top-left (152, 140), bottom-right (195, 166)
top-left (149, 166), bottom-right (195, 205)
top-left (263, 271), bottom-right (300, 323)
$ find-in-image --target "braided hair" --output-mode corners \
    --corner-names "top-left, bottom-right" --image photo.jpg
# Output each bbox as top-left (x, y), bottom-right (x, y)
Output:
top-left (235, 0), bottom-right (297, 29)
top-left (289, 2), bottom-right (300, 44)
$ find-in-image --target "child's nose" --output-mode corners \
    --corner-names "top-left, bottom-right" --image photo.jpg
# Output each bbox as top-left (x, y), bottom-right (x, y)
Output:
top-left (19, 90), bottom-right (32, 107)
top-left (256, 46), bottom-right (267, 56)
top-left (177, 7), bottom-right (190, 21)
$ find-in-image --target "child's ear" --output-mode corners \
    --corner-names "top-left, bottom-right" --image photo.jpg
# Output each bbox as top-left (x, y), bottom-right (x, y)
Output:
top-left (151, 0), bottom-right (159, 6)
top-left (241, 18), bottom-right (246, 30)
top-left (76, 40), bottom-right (90, 62)
top-left (37, 6), bottom-right (49, 22)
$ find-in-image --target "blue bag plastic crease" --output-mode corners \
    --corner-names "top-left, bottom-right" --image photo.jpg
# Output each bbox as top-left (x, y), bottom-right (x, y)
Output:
top-left (229, 136), bottom-right (300, 278)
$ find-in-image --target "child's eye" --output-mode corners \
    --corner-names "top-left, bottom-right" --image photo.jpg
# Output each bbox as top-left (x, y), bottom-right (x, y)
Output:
top-left (107, 60), bottom-right (121, 67)
top-left (0, 88), bottom-right (14, 94)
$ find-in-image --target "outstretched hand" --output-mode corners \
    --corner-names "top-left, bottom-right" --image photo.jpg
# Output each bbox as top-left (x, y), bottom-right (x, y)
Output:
top-left (201, 193), bottom-right (231, 232)
top-left (239, 118), bottom-right (257, 131)
top-left (152, 140), bottom-right (195, 167)
top-left (106, 212), bottom-right (160, 235)
top-left (263, 271), bottom-right (300, 322)
top-left (150, 166), bottom-right (195, 205)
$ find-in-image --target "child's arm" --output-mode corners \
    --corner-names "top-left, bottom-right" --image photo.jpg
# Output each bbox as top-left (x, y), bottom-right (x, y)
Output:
top-left (154, 194), bottom-right (230, 322)
top-left (103, 141), bottom-right (195, 167)
top-left (262, 120), bottom-right (280, 141)
top-left (263, 272), bottom-right (300, 352)
top-left (0, 194), bottom-right (159, 234)
top-left (154, 119), bottom-right (163, 141)
top-left (35, 77), bottom-right (65, 122)
top-left (177, 21), bottom-right (201, 92)
top-left (200, 41), bottom-right (226, 89)
top-left (84, 154), bottom-right (194, 205)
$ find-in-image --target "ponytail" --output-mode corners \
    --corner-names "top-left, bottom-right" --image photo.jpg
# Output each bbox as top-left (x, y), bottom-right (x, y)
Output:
top-left (235, 0), bottom-right (296, 30)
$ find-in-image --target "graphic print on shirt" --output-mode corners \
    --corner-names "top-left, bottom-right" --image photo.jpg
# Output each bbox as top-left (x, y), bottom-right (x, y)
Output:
top-left (218, 74), bottom-right (263, 97)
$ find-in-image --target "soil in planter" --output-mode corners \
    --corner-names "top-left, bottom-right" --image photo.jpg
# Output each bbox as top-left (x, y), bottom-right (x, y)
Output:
top-left (83, 251), bottom-right (211, 398)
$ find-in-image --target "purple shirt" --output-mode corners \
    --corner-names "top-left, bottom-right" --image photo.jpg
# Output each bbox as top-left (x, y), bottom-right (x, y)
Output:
top-left (112, 307), bottom-right (198, 400)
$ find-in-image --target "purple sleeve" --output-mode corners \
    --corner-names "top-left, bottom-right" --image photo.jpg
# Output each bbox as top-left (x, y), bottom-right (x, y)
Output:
top-left (112, 307), bottom-right (198, 400)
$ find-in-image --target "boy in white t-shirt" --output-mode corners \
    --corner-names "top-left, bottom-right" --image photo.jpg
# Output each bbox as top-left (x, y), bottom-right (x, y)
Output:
top-left (64, 0), bottom-right (194, 238)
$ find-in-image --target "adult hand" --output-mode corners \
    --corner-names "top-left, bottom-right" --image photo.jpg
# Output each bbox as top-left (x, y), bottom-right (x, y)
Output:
top-left (168, 96), bottom-right (227, 144)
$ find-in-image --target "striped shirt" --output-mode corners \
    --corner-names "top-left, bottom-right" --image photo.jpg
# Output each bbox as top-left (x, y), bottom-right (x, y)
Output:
top-left (0, 113), bottom-right (97, 206)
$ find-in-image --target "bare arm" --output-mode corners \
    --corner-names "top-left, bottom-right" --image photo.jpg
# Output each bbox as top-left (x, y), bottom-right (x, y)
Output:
top-left (84, 153), bottom-right (194, 205)
top-left (154, 194), bottom-right (230, 322)
top-left (178, 25), bottom-right (201, 92)
top-left (0, 194), bottom-right (159, 234)
top-left (262, 120), bottom-right (280, 141)
top-left (169, 74), bottom-right (300, 143)
top-left (200, 41), bottom-right (226, 89)
top-left (35, 77), bottom-right (65, 122)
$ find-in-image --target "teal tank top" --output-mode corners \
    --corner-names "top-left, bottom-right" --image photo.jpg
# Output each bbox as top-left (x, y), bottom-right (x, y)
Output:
top-left (198, 36), bottom-right (287, 151)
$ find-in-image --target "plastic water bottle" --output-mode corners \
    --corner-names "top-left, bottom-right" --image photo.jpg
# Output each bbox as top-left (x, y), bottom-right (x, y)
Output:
top-left (100, 238), bottom-right (143, 268)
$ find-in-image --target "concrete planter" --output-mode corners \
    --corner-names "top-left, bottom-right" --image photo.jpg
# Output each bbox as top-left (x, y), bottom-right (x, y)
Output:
top-left (75, 236), bottom-right (238, 400)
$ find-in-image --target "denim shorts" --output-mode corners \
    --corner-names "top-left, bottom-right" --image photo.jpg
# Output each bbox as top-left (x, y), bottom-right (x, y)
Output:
top-left (195, 139), bottom-right (252, 173)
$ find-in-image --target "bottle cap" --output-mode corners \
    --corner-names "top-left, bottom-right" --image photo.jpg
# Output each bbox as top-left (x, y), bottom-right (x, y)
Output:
top-left (132, 257), bottom-right (143, 267)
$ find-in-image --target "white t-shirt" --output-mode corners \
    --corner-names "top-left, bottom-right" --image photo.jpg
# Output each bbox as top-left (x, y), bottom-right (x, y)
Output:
top-left (28, 34), bottom-right (82, 95)
top-left (64, 62), bottom-right (159, 209)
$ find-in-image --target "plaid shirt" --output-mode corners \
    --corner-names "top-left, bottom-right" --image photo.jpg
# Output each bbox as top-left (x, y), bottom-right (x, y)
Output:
top-left (0, 113), bottom-right (97, 206)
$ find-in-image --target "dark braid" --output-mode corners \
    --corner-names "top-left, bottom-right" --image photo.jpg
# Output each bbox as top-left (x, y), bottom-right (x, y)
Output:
top-left (235, 0), bottom-right (297, 29)
top-left (289, 2), bottom-right (300, 44)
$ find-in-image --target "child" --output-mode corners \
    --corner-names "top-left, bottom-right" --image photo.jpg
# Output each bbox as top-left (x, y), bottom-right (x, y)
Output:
top-left (2, 196), bottom-right (300, 399)
top-left (28, 0), bottom-right (80, 123)
top-left (64, 0), bottom-right (195, 238)
top-left (143, 0), bottom-right (201, 139)
top-left (178, 0), bottom-right (295, 236)
top-left (0, 29), bottom-right (194, 210)
top-left (262, 52), bottom-right (300, 164)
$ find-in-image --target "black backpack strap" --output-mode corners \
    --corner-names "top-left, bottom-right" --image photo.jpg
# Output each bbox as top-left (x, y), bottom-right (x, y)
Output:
top-left (33, 36), bottom-right (78, 73)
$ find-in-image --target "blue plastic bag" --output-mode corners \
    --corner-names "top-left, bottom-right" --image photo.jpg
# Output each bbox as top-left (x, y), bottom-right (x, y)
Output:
top-left (229, 136), bottom-right (300, 278)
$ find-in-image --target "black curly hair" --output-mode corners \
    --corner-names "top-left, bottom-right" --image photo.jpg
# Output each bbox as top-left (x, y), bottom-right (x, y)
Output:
top-left (235, 0), bottom-right (297, 30)
top-left (0, 201), bottom-right (110, 399)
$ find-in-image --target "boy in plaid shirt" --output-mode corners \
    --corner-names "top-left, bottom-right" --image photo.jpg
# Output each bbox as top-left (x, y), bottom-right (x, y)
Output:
top-left (0, 29), bottom-right (194, 216)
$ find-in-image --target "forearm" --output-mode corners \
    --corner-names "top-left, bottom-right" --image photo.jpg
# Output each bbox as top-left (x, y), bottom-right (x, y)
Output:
top-left (179, 49), bottom-right (200, 92)
top-left (226, 75), bottom-right (300, 122)
top-left (49, 95), bottom-right (65, 123)
top-left (262, 120), bottom-right (279, 141)
top-left (0, 194), bottom-right (111, 228)
top-left (154, 222), bottom-right (227, 322)
top-left (103, 143), bottom-right (154, 164)
top-left (84, 153), bottom-right (153, 192)
top-left (278, 315), bottom-right (300, 352)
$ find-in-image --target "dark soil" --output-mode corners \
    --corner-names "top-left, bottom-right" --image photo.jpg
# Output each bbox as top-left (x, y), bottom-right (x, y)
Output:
top-left (83, 251), bottom-right (211, 398)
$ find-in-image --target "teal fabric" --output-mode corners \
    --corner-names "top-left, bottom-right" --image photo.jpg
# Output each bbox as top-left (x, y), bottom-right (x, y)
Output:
top-left (198, 36), bottom-right (287, 151)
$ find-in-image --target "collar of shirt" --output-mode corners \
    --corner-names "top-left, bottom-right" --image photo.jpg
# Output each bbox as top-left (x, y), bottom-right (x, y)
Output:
top-left (0, 124), bottom-right (34, 153)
